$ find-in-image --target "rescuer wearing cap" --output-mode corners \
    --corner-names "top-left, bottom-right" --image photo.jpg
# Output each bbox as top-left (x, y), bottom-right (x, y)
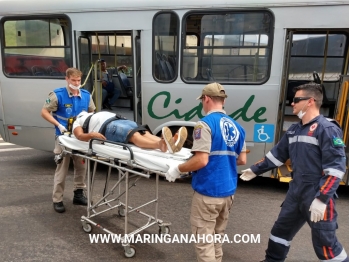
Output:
top-left (165, 82), bottom-right (247, 262)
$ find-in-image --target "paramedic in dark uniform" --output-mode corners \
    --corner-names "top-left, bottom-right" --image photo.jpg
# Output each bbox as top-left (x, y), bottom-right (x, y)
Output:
top-left (41, 68), bottom-right (96, 213)
top-left (241, 83), bottom-right (348, 262)
top-left (165, 83), bottom-right (247, 262)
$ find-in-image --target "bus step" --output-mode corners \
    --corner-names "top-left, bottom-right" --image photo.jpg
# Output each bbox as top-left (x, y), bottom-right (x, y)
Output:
top-left (277, 164), bottom-right (292, 183)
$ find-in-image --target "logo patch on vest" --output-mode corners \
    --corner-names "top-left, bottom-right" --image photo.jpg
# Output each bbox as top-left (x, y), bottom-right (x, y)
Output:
top-left (64, 104), bottom-right (73, 108)
top-left (194, 125), bottom-right (202, 140)
top-left (332, 137), bottom-right (345, 147)
top-left (220, 117), bottom-right (239, 147)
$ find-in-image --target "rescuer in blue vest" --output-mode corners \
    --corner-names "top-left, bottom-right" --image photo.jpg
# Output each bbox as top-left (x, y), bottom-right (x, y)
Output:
top-left (165, 83), bottom-right (247, 262)
top-left (241, 83), bottom-right (348, 262)
top-left (41, 68), bottom-right (96, 213)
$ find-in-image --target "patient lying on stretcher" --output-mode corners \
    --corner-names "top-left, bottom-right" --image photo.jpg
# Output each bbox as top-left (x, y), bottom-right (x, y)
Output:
top-left (72, 111), bottom-right (187, 154)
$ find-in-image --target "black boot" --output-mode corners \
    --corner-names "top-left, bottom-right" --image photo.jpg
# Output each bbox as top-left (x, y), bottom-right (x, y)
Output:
top-left (53, 201), bottom-right (65, 213)
top-left (73, 189), bottom-right (87, 206)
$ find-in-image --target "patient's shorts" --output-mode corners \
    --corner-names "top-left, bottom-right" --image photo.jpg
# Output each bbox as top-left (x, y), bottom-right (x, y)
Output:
top-left (105, 120), bottom-right (138, 143)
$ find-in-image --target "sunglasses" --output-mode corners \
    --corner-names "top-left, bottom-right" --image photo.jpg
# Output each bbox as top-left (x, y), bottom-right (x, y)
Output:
top-left (293, 97), bottom-right (315, 104)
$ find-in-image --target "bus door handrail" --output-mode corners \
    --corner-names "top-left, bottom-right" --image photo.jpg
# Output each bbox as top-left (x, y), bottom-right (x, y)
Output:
top-left (335, 81), bottom-right (348, 127)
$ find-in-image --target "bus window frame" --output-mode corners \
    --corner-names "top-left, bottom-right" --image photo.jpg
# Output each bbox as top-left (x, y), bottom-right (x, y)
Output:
top-left (152, 10), bottom-right (180, 84)
top-left (180, 9), bottom-right (275, 85)
top-left (0, 14), bottom-right (72, 79)
top-left (289, 30), bottom-right (349, 82)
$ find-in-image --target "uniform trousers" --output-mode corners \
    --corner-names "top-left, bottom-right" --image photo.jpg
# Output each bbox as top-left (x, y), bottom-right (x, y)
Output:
top-left (264, 177), bottom-right (348, 262)
top-left (52, 137), bottom-right (86, 203)
top-left (190, 191), bottom-right (234, 262)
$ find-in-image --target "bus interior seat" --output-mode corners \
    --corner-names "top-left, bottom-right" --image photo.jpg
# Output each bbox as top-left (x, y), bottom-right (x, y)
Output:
top-left (155, 52), bottom-right (174, 81)
top-left (15, 65), bottom-right (32, 76)
top-left (168, 55), bottom-right (176, 70)
top-left (5, 66), bottom-right (16, 75)
top-left (46, 66), bottom-right (64, 76)
top-left (31, 66), bottom-right (48, 76)
top-left (155, 52), bottom-right (166, 80)
top-left (313, 71), bottom-right (336, 117)
top-left (117, 72), bottom-right (133, 110)
top-left (162, 54), bottom-right (175, 80)
top-left (206, 68), bottom-right (214, 81)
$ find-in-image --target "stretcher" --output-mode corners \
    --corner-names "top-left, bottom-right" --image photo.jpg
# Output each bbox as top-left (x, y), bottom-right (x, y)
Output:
top-left (57, 135), bottom-right (192, 258)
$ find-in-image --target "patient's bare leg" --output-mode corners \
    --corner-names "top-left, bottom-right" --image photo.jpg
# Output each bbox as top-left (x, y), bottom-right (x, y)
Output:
top-left (129, 132), bottom-right (168, 152)
top-left (143, 131), bottom-right (161, 142)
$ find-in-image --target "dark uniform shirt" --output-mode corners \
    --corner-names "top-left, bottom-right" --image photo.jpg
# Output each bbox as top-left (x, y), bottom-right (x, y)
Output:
top-left (251, 115), bottom-right (346, 204)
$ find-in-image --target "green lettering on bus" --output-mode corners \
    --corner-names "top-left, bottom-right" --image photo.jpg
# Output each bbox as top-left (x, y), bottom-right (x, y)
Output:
top-left (148, 91), bottom-right (266, 123)
top-left (228, 95), bottom-right (267, 123)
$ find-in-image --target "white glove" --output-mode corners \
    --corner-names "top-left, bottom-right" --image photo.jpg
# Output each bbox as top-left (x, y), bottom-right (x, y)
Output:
top-left (309, 198), bottom-right (327, 223)
top-left (240, 168), bottom-right (257, 181)
top-left (57, 124), bottom-right (67, 134)
top-left (165, 165), bottom-right (181, 182)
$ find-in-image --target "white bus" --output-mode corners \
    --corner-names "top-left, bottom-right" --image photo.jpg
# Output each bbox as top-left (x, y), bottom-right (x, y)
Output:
top-left (0, 0), bottom-right (349, 184)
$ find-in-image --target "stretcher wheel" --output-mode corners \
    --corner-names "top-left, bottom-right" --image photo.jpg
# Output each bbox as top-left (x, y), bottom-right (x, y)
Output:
top-left (124, 245), bottom-right (136, 258)
top-left (118, 207), bottom-right (125, 217)
top-left (82, 223), bottom-right (92, 233)
top-left (159, 226), bottom-right (170, 235)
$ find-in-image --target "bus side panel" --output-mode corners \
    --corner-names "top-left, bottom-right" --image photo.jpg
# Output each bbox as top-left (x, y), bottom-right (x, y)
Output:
top-left (0, 82), bottom-right (6, 139)
top-left (0, 46), bottom-right (6, 141)
top-left (6, 126), bottom-right (55, 151)
top-left (0, 120), bottom-right (6, 141)
top-left (239, 142), bottom-right (268, 175)
top-left (0, 78), bottom-right (63, 149)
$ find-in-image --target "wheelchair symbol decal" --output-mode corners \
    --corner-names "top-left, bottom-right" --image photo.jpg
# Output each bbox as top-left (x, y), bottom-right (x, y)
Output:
top-left (253, 124), bottom-right (274, 143)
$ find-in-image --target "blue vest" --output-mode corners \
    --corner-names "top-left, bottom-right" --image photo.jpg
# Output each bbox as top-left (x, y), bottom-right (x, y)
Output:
top-left (53, 87), bottom-right (90, 135)
top-left (192, 112), bottom-right (245, 197)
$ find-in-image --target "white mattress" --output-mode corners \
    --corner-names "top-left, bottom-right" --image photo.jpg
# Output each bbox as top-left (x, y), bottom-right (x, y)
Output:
top-left (58, 135), bottom-right (192, 173)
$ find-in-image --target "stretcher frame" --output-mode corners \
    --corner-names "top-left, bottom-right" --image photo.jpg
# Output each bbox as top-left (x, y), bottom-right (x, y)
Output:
top-left (59, 138), bottom-right (171, 258)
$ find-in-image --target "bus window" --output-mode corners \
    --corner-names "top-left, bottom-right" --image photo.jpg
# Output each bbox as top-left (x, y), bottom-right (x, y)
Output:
top-left (184, 34), bottom-right (199, 79)
top-left (289, 34), bottom-right (347, 82)
top-left (2, 17), bottom-right (71, 77)
top-left (182, 11), bottom-right (273, 84)
top-left (153, 12), bottom-right (179, 82)
top-left (287, 33), bottom-right (347, 117)
top-left (91, 34), bottom-right (132, 73)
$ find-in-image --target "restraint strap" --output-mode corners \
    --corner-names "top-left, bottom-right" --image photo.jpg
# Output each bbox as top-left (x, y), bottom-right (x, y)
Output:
top-left (82, 114), bottom-right (94, 133)
top-left (98, 114), bottom-right (127, 135)
top-left (125, 124), bottom-right (152, 143)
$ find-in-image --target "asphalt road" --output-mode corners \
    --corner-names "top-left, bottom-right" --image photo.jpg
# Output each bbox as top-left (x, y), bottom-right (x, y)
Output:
top-left (0, 140), bottom-right (348, 262)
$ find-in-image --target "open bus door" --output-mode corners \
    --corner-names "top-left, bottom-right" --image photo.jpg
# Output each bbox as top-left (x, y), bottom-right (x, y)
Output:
top-left (74, 30), bottom-right (140, 122)
top-left (133, 31), bottom-right (141, 125)
top-left (76, 32), bottom-right (93, 94)
top-left (277, 30), bottom-right (349, 186)
top-left (74, 31), bottom-right (103, 111)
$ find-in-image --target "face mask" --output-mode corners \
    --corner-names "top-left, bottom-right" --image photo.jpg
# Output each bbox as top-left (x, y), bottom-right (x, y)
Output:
top-left (297, 102), bottom-right (308, 120)
top-left (69, 83), bottom-right (81, 90)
